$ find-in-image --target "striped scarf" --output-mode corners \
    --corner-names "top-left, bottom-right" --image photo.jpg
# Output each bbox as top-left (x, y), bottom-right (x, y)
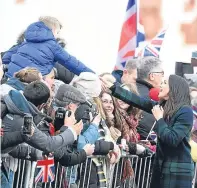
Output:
top-left (92, 120), bottom-right (119, 187)
top-left (92, 121), bottom-right (110, 187)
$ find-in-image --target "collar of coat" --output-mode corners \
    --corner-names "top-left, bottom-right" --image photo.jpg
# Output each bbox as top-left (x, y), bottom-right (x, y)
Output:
top-left (136, 79), bottom-right (154, 90)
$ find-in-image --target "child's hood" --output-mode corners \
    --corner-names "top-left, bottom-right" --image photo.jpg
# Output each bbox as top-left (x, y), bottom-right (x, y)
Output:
top-left (24, 21), bottom-right (55, 43)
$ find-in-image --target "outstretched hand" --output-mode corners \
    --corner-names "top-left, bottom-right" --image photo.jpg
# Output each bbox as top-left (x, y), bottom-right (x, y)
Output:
top-left (99, 77), bottom-right (114, 91)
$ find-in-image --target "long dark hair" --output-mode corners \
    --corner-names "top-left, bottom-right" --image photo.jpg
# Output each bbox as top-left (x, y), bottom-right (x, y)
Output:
top-left (99, 91), bottom-right (122, 131)
top-left (163, 75), bottom-right (191, 120)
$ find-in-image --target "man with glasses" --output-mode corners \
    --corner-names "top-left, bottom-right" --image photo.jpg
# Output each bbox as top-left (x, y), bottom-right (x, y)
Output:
top-left (136, 56), bottom-right (164, 140)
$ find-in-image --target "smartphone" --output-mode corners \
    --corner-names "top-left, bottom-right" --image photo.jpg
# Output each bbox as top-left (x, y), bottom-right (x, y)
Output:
top-left (23, 115), bottom-right (33, 134)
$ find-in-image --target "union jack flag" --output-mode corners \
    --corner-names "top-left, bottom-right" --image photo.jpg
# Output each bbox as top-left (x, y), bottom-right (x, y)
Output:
top-left (137, 28), bottom-right (167, 58)
top-left (193, 106), bottom-right (197, 118)
top-left (115, 0), bottom-right (145, 70)
top-left (35, 157), bottom-right (55, 183)
top-left (150, 131), bottom-right (157, 141)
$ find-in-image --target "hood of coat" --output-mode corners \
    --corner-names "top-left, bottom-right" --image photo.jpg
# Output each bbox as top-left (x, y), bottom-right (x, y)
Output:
top-left (25, 21), bottom-right (55, 43)
top-left (3, 90), bottom-right (40, 116)
top-left (6, 77), bottom-right (25, 91)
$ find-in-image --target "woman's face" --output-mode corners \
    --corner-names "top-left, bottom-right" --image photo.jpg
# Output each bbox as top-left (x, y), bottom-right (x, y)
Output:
top-left (117, 99), bottom-right (130, 111)
top-left (101, 93), bottom-right (114, 115)
top-left (158, 77), bottom-right (170, 100)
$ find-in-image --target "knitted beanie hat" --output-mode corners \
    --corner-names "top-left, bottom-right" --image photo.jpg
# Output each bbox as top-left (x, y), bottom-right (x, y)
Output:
top-left (70, 72), bottom-right (101, 98)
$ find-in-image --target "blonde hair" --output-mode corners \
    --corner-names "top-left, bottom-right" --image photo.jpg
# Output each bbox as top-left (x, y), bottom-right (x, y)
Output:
top-left (100, 73), bottom-right (116, 85)
top-left (14, 67), bottom-right (42, 83)
top-left (39, 16), bottom-right (62, 30)
top-left (93, 97), bottom-right (106, 118)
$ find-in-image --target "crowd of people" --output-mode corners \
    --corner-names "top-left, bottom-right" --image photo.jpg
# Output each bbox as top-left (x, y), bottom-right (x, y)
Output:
top-left (0, 16), bottom-right (197, 188)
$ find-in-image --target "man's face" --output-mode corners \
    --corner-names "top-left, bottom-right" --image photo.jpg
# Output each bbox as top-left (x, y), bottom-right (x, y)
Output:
top-left (148, 66), bottom-right (164, 88)
top-left (121, 68), bottom-right (137, 84)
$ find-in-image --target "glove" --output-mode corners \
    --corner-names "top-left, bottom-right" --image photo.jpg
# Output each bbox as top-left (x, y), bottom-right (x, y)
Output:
top-left (138, 148), bottom-right (154, 158)
top-left (94, 140), bottom-right (114, 155)
top-left (136, 144), bottom-right (146, 155)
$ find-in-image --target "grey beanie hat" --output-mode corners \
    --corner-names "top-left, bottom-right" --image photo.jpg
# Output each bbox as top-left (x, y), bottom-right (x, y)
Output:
top-left (54, 84), bottom-right (86, 107)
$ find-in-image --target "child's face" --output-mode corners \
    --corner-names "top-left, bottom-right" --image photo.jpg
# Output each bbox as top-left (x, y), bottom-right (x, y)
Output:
top-left (52, 26), bottom-right (61, 39)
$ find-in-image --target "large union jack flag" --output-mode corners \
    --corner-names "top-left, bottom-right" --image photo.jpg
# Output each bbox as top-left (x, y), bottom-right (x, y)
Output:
top-left (115, 0), bottom-right (145, 70)
top-left (35, 157), bottom-right (55, 183)
top-left (137, 28), bottom-right (167, 58)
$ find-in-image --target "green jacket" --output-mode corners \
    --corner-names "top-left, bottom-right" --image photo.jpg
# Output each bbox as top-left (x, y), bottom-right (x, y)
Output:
top-left (110, 84), bottom-right (194, 188)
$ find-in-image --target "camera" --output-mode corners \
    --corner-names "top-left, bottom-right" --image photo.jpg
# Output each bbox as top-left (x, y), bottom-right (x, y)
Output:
top-left (54, 107), bottom-right (72, 131)
top-left (23, 114), bottom-right (33, 134)
top-left (75, 100), bottom-right (98, 124)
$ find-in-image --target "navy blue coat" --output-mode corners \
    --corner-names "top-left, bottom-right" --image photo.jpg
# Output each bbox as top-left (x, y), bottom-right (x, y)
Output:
top-left (3, 22), bottom-right (94, 77)
top-left (110, 84), bottom-right (194, 188)
top-left (112, 70), bottom-right (123, 84)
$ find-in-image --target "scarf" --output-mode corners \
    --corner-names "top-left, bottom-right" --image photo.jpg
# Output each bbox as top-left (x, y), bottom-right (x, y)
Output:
top-left (105, 114), bottom-right (121, 142)
top-left (93, 120), bottom-right (122, 187)
top-left (116, 110), bottom-right (137, 182)
top-left (119, 109), bottom-right (139, 143)
top-left (122, 160), bottom-right (134, 182)
top-left (101, 118), bottom-right (134, 183)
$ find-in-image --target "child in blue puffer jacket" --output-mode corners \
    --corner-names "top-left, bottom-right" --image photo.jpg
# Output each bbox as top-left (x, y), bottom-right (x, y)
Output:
top-left (2, 16), bottom-right (94, 78)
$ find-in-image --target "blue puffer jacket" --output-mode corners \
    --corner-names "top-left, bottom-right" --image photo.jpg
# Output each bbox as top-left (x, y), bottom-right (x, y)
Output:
top-left (3, 22), bottom-right (94, 77)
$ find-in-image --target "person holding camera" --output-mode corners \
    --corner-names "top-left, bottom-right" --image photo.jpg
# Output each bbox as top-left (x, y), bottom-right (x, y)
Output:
top-left (50, 84), bottom-right (100, 187)
top-left (1, 81), bottom-right (86, 188)
top-left (52, 84), bottom-right (99, 157)
top-left (1, 81), bottom-right (81, 152)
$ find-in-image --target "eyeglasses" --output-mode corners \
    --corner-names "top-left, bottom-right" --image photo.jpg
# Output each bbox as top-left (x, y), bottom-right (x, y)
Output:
top-left (150, 71), bottom-right (164, 76)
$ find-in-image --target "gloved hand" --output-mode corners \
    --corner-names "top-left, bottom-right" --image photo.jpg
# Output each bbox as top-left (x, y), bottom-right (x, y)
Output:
top-left (136, 144), bottom-right (146, 155)
top-left (94, 140), bottom-right (114, 155)
top-left (138, 148), bottom-right (154, 158)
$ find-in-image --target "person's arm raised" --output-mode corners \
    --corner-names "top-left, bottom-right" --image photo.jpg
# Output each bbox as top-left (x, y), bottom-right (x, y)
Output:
top-left (53, 44), bottom-right (94, 76)
top-left (109, 82), bottom-right (156, 114)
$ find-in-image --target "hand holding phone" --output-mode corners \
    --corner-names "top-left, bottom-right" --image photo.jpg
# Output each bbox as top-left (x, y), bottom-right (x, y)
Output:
top-left (23, 115), bottom-right (33, 134)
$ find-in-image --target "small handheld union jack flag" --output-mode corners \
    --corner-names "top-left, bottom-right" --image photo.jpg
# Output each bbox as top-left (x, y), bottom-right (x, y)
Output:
top-left (137, 28), bottom-right (168, 58)
top-left (35, 157), bottom-right (55, 183)
top-left (150, 131), bottom-right (157, 141)
top-left (193, 106), bottom-right (197, 118)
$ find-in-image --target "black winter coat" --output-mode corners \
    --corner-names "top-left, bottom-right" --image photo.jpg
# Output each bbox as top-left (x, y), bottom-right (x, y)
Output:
top-left (54, 63), bottom-right (75, 84)
top-left (9, 143), bottom-right (43, 161)
top-left (136, 79), bottom-right (155, 140)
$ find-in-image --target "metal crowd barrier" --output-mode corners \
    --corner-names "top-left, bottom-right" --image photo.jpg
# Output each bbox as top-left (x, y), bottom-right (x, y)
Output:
top-left (1, 155), bottom-right (197, 188)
